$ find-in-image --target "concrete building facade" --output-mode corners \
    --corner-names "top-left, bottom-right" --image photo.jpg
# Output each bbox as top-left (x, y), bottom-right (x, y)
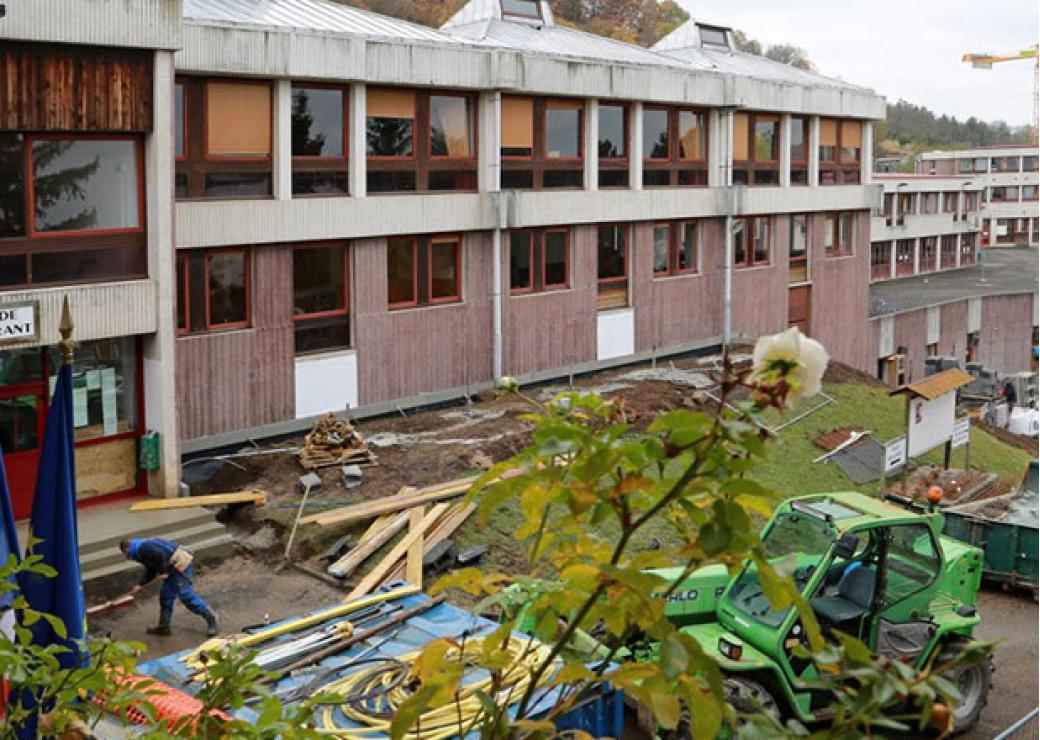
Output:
top-left (0, 1), bottom-right (181, 517)
top-left (916, 145), bottom-right (1039, 248)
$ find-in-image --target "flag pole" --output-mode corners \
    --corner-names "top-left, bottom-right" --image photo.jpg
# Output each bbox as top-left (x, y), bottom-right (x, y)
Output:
top-left (58, 296), bottom-right (74, 365)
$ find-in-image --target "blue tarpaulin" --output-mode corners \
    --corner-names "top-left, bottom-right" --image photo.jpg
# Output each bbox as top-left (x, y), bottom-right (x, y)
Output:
top-left (138, 587), bottom-right (623, 737)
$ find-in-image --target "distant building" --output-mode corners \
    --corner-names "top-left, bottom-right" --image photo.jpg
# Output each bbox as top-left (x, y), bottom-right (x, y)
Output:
top-left (874, 156), bottom-right (904, 173)
top-left (915, 146), bottom-right (1039, 247)
top-left (870, 175), bottom-right (983, 282)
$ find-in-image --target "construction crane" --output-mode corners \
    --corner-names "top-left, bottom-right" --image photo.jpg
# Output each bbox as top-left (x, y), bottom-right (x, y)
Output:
top-left (962, 45), bottom-right (1039, 144)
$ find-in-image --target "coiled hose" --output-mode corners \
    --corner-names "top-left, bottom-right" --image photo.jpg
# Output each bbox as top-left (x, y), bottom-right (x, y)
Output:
top-left (315, 635), bottom-right (556, 739)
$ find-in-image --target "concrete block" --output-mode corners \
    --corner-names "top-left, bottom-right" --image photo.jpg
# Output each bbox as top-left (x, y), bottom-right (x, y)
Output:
top-left (341, 464), bottom-right (363, 489)
top-left (299, 472), bottom-right (322, 493)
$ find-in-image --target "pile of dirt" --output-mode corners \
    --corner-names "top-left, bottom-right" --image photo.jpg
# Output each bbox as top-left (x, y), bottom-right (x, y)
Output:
top-left (975, 419), bottom-right (1038, 455)
top-left (823, 361), bottom-right (887, 388)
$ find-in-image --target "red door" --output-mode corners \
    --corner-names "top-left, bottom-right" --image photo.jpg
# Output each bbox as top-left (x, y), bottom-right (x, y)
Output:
top-left (0, 388), bottom-right (45, 520)
top-left (788, 285), bottom-right (811, 336)
top-left (0, 349), bottom-right (48, 520)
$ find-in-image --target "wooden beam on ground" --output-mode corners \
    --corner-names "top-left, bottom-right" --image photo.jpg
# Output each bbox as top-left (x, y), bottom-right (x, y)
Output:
top-left (344, 503), bottom-right (448, 601)
top-left (129, 490), bottom-right (267, 512)
top-left (327, 511), bottom-right (410, 579)
top-left (383, 503), bottom-right (476, 585)
top-left (405, 507), bottom-right (424, 590)
top-left (299, 477), bottom-right (475, 527)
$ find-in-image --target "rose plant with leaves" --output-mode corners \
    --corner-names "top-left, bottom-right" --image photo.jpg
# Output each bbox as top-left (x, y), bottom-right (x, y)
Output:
top-left (389, 329), bottom-right (990, 739)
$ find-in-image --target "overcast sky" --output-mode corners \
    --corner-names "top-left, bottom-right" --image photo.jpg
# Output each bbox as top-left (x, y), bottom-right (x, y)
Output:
top-left (679, 0), bottom-right (1038, 127)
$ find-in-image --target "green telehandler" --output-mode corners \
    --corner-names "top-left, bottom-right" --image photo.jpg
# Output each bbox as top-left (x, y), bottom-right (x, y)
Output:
top-left (649, 490), bottom-right (991, 735)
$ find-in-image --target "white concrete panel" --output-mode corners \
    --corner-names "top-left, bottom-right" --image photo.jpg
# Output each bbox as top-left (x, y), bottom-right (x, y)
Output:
top-left (0, 281), bottom-right (157, 350)
top-left (967, 298), bottom-right (982, 333)
top-left (295, 351), bottom-right (359, 419)
top-left (1, 0), bottom-right (182, 49)
top-left (926, 307), bottom-right (940, 345)
top-left (878, 316), bottom-right (895, 358)
top-left (597, 309), bottom-right (635, 362)
top-left (143, 357), bottom-right (165, 433)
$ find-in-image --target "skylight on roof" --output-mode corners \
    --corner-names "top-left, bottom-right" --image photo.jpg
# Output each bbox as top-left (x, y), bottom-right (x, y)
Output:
top-left (501, 0), bottom-right (542, 20)
top-left (698, 24), bottom-right (730, 50)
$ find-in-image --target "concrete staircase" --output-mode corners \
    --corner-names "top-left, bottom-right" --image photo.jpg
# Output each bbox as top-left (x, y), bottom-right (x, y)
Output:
top-left (19, 498), bottom-right (235, 598)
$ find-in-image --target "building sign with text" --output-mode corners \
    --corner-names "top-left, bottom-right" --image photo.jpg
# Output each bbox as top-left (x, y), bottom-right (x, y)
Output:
top-left (0, 302), bottom-right (39, 346)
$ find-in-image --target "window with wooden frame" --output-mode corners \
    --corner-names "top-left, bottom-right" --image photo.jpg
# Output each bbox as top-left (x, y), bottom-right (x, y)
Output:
top-left (0, 133), bottom-right (147, 290)
top-left (790, 116), bottom-right (809, 184)
top-left (940, 234), bottom-right (957, 269)
top-left (870, 241), bottom-right (891, 280)
top-left (732, 112), bottom-right (780, 185)
top-left (942, 192), bottom-right (958, 214)
top-left (789, 214), bottom-right (809, 283)
top-left (501, 97), bottom-right (583, 190)
top-left (652, 221), bottom-right (699, 278)
top-left (990, 156), bottom-right (1020, 173)
top-left (366, 88), bottom-right (478, 194)
top-left (596, 224), bottom-right (628, 309)
top-left (509, 228), bottom-right (569, 294)
top-left (1024, 155), bottom-right (1039, 172)
top-left (896, 192), bottom-right (916, 224)
top-left (175, 77), bottom-right (273, 199)
top-left (920, 192), bottom-right (939, 214)
top-left (883, 192), bottom-right (895, 225)
top-left (597, 103), bottom-right (629, 188)
top-left (386, 235), bottom-right (461, 309)
top-left (818, 118), bottom-right (861, 185)
top-left (963, 192), bottom-right (978, 212)
top-left (292, 85), bottom-right (349, 196)
top-left (990, 186), bottom-right (1019, 203)
top-left (1022, 185), bottom-right (1038, 201)
top-left (823, 212), bottom-right (855, 257)
top-left (642, 107), bottom-right (709, 187)
top-left (733, 217), bottom-right (770, 267)
top-left (919, 237), bottom-right (936, 272)
top-left (895, 239), bottom-right (914, 276)
top-left (959, 233), bottom-right (976, 265)
top-left (176, 248), bottom-right (250, 333)
top-left (293, 244), bottom-right (350, 353)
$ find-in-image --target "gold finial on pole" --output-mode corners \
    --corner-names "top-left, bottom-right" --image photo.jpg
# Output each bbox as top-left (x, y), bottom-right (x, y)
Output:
top-left (58, 296), bottom-right (75, 365)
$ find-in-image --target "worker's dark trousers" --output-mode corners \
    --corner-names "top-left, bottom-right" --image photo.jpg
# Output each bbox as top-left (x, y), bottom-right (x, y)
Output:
top-left (158, 566), bottom-right (211, 618)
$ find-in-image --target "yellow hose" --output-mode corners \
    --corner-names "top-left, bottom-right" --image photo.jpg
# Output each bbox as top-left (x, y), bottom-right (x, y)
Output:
top-left (313, 635), bottom-right (556, 739)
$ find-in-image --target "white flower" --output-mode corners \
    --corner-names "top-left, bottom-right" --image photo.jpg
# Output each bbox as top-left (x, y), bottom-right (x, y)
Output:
top-left (750, 327), bottom-right (829, 403)
top-left (496, 376), bottom-right (519, 392)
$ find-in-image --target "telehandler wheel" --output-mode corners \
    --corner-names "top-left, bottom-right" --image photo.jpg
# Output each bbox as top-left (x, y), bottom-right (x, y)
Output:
top-left (663, 679), bottom-right (779, 740)
top-left (937, 639), bottom-right (992, 735)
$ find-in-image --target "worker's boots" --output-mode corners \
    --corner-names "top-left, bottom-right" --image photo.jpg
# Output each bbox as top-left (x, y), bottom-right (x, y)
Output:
top-left (147, 610), bottom-right (172, 637)
top-left (203, 608), bottom-right (220, 637)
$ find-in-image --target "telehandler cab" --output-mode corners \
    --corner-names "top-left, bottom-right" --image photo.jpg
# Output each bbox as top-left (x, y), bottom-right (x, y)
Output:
top-left (651, 491), bottom-right (991, 734)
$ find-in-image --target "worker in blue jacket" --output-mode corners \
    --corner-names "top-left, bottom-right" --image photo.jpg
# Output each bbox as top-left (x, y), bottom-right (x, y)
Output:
top-left (119, 538), bottom-right (219, 637)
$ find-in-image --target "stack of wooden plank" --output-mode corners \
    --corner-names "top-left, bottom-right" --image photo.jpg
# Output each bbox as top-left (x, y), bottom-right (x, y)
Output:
top-left (298, 413), bottom-right (377, 470)
top-left (303, 478), bottom-right (478, 599)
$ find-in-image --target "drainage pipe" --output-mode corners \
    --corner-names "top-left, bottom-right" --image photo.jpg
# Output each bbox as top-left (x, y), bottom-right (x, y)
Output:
top-left (722, 108), bottom-right (735, 346)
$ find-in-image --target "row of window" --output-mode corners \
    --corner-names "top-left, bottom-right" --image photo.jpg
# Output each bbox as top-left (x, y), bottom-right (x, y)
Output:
top-left (869, 233), bottom-right (977, 279)
top-left (987, 185), bottom-right (1038, 203)
top-left (958, 155), bottom-right (1039, 174)
top-left (174, 213), bottom-right (859, 352)
top-left (170, 76), bottom-right (865, 198)
top-left (882, 190), bottom-right (980, 223)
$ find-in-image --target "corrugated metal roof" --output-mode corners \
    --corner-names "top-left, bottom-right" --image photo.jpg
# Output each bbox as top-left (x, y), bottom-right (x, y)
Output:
top-left (183, 0), bottom-right (455, 43)
top-left (445, 18), bottom-right (689, 69)
top-left (890, 369), bottom-right (974, 400)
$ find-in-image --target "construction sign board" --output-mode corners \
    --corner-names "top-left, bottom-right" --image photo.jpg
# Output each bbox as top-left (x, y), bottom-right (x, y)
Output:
top-left (951, 416), bottom-right (971, 448)
top-left (884, 436), bottom-right (907, 473)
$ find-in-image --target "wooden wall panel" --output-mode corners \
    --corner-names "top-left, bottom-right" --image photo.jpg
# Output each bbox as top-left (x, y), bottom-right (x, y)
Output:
top-left (355, 233), bottom-right (494, 404)
top-left (731, 215), bottom-right (787, 340)
top-left (809, 211), bottom-right (874, 373)
top-left (502, 225), bottom-right (597, 377)
top-left (633, 219), bottom-right (722, 352)
top-left (892, 309), bottom-right (928, 384)
top-left (979, 294), bottom-right (1034, 373)
top-left (938, 301), bottom-right (968, 362)
top-left (0, 42), bottom-right (152, 132)
top-left (176, 245), bottom-right (294, 440)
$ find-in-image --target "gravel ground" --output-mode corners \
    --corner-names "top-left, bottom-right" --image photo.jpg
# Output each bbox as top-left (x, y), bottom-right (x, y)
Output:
top-left (964, 588), bottom-right (1039, 740)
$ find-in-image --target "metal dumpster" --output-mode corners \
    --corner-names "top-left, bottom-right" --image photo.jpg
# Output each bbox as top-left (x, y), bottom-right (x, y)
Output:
top-left (942, 461), bottom-right (1038, 595)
